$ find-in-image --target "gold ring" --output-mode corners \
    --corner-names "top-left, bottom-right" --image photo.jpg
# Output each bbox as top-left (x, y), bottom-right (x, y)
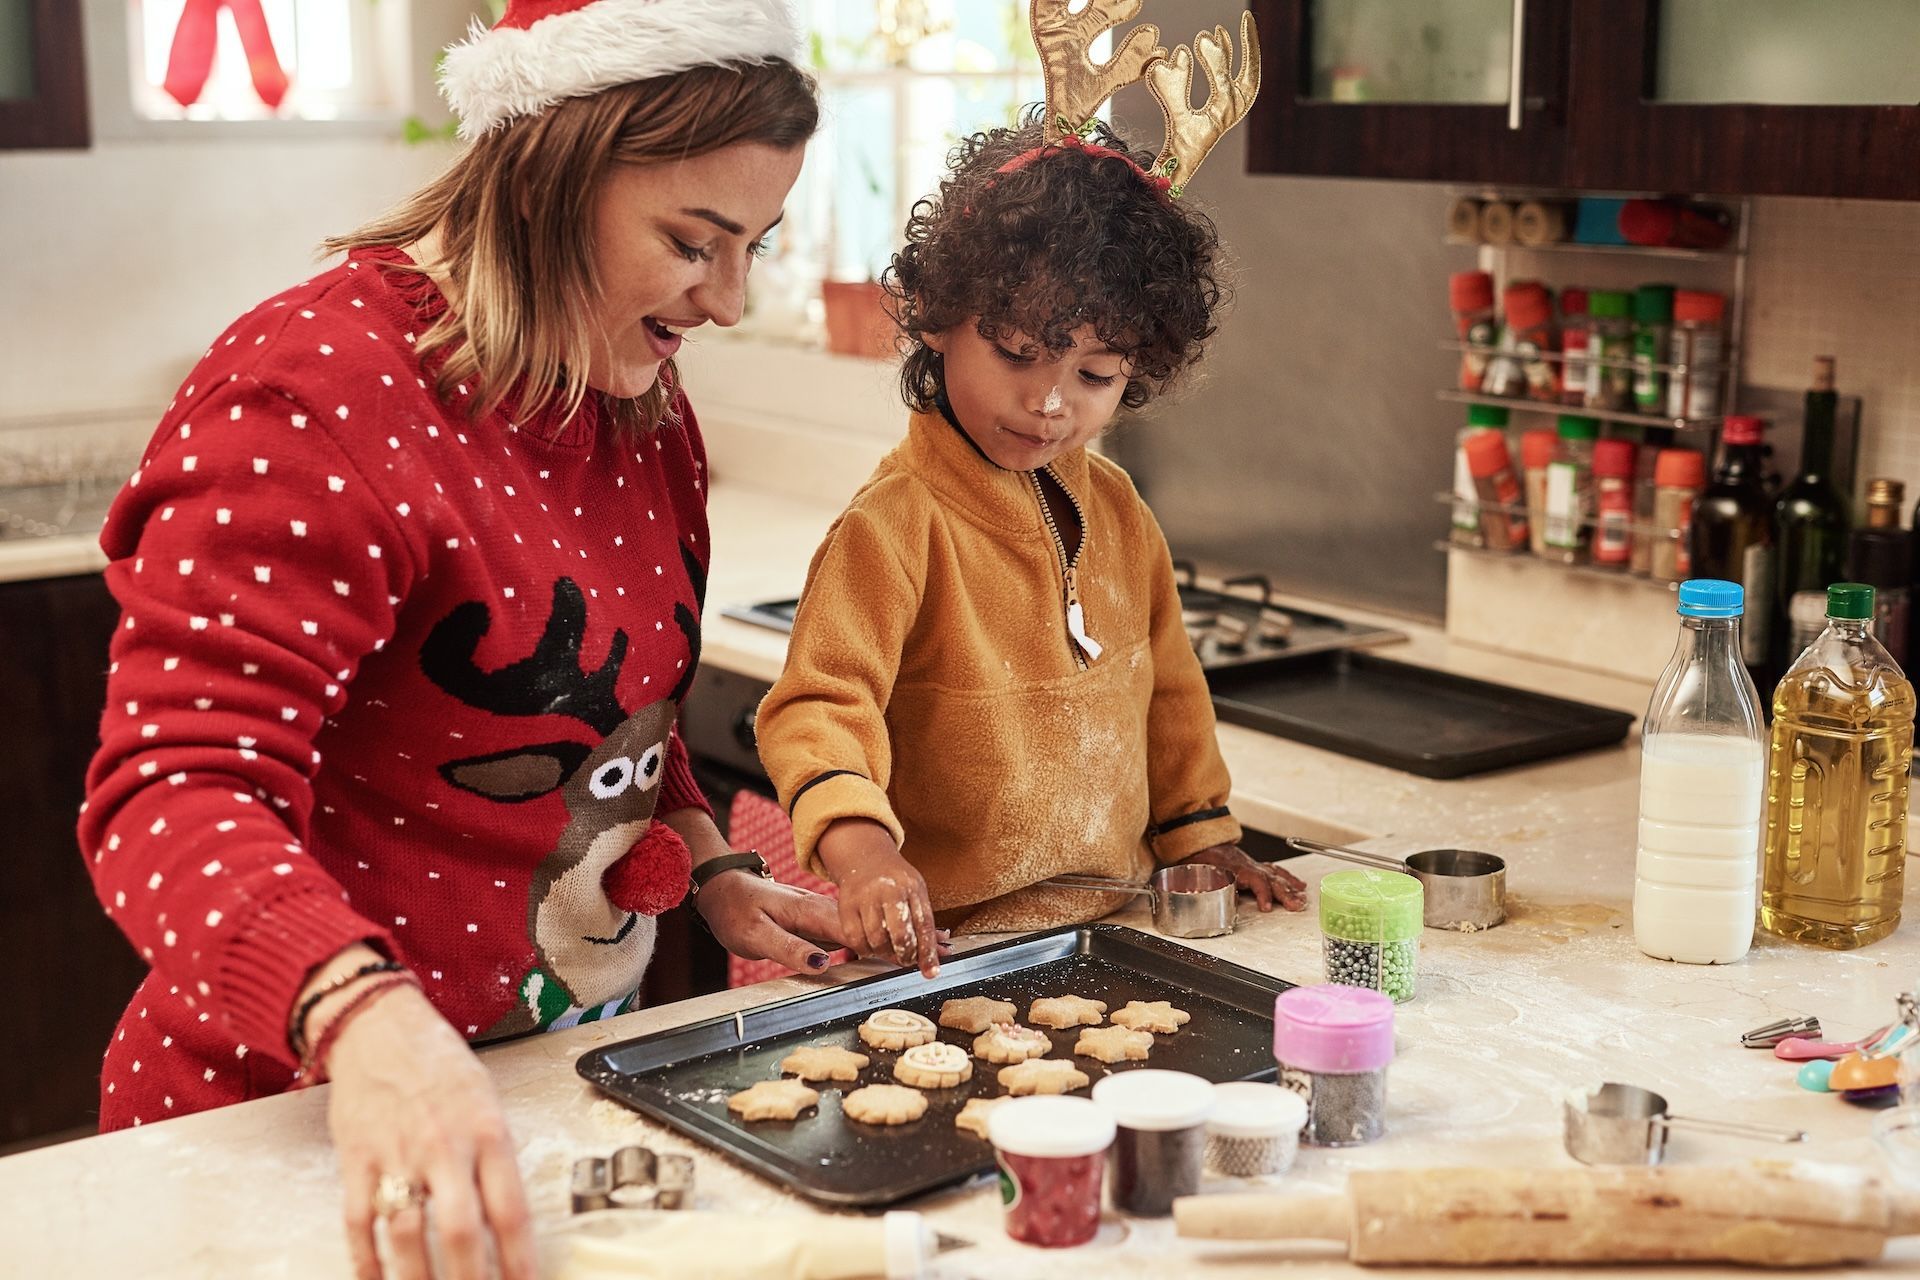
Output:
top-left (372, 1172), bottom-right (429, 1217)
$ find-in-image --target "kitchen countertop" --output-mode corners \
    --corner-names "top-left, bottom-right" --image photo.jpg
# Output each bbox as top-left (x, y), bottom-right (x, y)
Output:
top-left (5, 479), bottom-right (1917, 1277)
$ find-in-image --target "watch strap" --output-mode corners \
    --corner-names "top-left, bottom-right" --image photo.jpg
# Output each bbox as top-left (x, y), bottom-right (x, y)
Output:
top-left (690, 850), bottom-right (772, 893)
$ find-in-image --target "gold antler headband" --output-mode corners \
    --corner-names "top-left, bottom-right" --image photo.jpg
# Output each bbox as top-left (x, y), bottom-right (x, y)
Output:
top-left (1011, 0), bottom-right (1261, 199)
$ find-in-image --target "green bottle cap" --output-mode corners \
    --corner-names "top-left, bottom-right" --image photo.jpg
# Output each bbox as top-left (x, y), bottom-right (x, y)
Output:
top-left (1827, 583), bottom-right (1875, 621)
top-left (1633, 285), bottom-right (1676, 324)
top-left (1466, 405), bottom-right (1510, 429)
top-left (1555, 415), bottom-right (1600, 441)
top-left (1320, 869), bottom-right (1424, 942)
top-left (1588, 290), bottom-right (1631, 319)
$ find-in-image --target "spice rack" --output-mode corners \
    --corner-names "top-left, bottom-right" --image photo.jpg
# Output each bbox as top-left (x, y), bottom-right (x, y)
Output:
top-left (1438, 191), bottom-right (1752, 588)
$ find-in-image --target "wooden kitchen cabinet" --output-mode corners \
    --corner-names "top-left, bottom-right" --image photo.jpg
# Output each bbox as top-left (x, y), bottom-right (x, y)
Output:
top-left (1247, 0), bottom-right (1920, 199)
top-left (0, 0), bottom-right (90, 149)
top-left (0, 573), bottom-right (142, 1146)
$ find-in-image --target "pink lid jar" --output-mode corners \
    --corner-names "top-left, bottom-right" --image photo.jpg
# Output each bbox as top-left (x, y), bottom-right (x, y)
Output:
top-left (1273, 985), bottom-right (1395, 1147)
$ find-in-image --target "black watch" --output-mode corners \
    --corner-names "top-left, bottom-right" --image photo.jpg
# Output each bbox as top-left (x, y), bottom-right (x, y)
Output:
top-left (690, 849), bottom-right (773, 894)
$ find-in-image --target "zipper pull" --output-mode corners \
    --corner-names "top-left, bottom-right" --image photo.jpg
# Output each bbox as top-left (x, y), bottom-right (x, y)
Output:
top-left (1064, 567), bottom-right (1102, 662)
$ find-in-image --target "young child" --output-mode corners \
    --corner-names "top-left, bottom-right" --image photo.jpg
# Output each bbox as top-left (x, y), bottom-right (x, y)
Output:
top-left (756, 10), bottom-right (1301, 976)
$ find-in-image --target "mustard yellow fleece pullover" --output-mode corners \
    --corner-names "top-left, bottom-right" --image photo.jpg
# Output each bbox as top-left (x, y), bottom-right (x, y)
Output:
top-left (755, 408), bottom-right (1241, 933)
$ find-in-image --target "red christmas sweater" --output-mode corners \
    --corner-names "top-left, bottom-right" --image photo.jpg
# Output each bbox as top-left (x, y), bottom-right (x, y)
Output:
top-left (81, 247), bottom-right (713, 1129)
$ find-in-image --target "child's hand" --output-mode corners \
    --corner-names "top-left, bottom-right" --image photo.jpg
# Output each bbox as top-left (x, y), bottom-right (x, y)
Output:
top-left (1178, 844), bottom-right (1308, 913)
top-left (817, 818), bottom-right (943, 977)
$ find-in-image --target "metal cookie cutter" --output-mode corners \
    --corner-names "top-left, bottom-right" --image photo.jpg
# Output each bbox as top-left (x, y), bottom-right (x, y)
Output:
top-left (570, 1146), bottom-right (695, 1213)
top-left (1742, 1015), bottom-right (1821, 1048)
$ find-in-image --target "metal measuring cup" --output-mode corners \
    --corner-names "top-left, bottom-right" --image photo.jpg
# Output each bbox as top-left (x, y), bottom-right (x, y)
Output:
top-left (1563, 1082), bottom-right (1809, 1166)
top-left (1041, 864), bottom-right (1237, 938)
top-left (1286, 837), bottom-right (1507, 930)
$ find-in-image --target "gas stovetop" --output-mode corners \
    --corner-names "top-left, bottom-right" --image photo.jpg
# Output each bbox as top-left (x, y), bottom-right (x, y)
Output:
top-left (721, 561), bottom-right (1402, 671)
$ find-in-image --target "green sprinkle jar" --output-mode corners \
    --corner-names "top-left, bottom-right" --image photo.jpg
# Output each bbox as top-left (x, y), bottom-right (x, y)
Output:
top-left (1320, 870), bottom-right (1423, 1003)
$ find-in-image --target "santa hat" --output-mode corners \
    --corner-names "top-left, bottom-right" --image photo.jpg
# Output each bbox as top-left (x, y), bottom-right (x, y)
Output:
top-left (440, 0), bottom-right (801, 140)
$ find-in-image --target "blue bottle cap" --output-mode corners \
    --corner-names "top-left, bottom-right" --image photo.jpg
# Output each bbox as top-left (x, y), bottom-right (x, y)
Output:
top-left (1677, 579), bottom-right (1743, 618)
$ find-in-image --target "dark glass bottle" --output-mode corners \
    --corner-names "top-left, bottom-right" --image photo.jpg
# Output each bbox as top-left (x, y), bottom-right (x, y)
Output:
top-left (1848, 478), bottom-right (1911, 671)
top-left (1690, 415), bottom-right (1775, 680)
top-left (1772, 356), bottom-right (1850, 673)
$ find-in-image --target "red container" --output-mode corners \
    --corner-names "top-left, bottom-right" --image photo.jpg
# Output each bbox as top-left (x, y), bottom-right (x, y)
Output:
top-left (988, 1097), bottom-right (1114, 1248)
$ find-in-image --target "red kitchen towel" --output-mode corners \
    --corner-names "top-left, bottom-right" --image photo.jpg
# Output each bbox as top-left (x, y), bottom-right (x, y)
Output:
top-left (726, 789), bottom-right (846, 987)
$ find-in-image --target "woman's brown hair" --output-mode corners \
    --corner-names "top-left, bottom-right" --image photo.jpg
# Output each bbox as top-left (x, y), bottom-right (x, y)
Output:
top-left (328, 60), bottom-right (818, 431)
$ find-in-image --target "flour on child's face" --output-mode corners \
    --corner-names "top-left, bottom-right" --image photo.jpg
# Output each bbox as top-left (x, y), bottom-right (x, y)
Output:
top-left (926, 320), bottom-right (1128, 471)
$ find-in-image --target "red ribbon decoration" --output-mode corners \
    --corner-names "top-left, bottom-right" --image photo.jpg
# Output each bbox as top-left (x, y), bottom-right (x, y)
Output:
top-left (163, 0), bottom-right (290, 110)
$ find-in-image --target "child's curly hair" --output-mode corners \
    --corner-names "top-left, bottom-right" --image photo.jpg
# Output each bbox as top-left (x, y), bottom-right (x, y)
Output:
top-left (883, 107), bottom-right (1225, 413)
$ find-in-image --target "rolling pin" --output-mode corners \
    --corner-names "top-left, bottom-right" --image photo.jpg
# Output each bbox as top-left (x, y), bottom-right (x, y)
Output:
top-left (1174, 1165), bottom-right (1920, 1267)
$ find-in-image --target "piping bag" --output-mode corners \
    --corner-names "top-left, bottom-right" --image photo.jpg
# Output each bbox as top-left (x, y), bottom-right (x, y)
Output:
top-left (1173, 1164), bottom-right (1920, 1267)
top-left (543, 1210), bottom-right (969, 1280)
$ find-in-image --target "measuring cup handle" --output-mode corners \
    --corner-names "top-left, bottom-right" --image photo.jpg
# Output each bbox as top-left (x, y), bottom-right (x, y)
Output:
top-left (1660, 1115), bottom-right (1809, 1144)
top-left (1042, 876), bottom-right (1153, 899)
top-left (1284, 837), bottom-right (1407, 873)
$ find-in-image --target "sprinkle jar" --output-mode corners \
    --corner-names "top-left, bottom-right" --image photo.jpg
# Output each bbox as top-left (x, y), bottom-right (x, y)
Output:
top-left (1320, 868), bottom-right (1423, 1003)
top-left (1205, 1082), bottom-right (1308, 1177)
top-left (1273, 984), bottom-right (1396, 1148)
top-left (1090, 1069), bottom-right (1215, 1217)
top-left (988, 1096), bottom-right (1115, 1248)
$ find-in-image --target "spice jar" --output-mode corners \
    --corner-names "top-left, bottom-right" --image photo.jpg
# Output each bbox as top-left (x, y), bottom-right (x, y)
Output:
top-left (1320, 868), bottom-right (1422, 1003)
top-left (987, 1096), bottom-right (1114, 1248)
top-left (1543, 415), bottom-right (1599, 565)
top-left (1592, 438), bottom-right (1637, 568)
top-left (1632, 285), bottom-right (1675, 415)
top-left (1486, 280), bottom-right (1557, 402)
top-left (1463, 428), bottom-right (1526, 553)
top-left (1583, 290), bottom-right (1633, 412)
top-left (1090, 1069), bottom-right (1215, 1217)
top-left (1521, 428), bottom-right (1557, 557)
top-left (1450, 270), bottom-right (1497, 392)
top-left (1666, 290), bottom-right (1728, 422)
top-left (1205, 1082), bottom-right (1307, 1178)
top-left (1559, 288), bottom-right (1591, 406)
top-left (1652, 448), bottom-right (1707, 582)
top-left (1274, 985), bottom-right (1396, 1148)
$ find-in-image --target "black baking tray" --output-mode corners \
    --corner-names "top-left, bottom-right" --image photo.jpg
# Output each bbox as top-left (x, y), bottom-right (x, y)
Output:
top-left (576, 925), bottom-right (1291, 1207)
top-left (1206, 649), bottom-right (1635, 779)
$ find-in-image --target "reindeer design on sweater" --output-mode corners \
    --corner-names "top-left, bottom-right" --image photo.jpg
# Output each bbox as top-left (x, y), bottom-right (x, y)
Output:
top-left (421, 551), bottom-right (703, 1037)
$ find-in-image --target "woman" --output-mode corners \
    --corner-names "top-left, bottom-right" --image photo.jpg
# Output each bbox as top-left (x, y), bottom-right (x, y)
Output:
top-left (79, 2), bottom-right (840, 1276)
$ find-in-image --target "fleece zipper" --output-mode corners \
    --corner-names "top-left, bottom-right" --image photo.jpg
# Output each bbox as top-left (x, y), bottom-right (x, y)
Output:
top-left (1030, 466), bottom-right (1100, 668)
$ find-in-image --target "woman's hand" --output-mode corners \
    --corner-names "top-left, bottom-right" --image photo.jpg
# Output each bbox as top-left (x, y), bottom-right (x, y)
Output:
top-left (322, 983), bottom-right (537, 1280)
top-left (695, 872), bottom-right (851, 972)
top-left (1179, 843), bottom-right (1308, 912)
top-left (817, 818), bottom-right (942, 977)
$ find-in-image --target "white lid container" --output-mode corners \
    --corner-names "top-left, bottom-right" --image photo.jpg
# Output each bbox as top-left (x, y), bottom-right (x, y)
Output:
top-left (986, 1095), bottom-right (1115, 1158)
top-left (1206, 1082), bottom-right (1308, 1138)
top-left (1091, 1069), bottom-right (1216, 1131)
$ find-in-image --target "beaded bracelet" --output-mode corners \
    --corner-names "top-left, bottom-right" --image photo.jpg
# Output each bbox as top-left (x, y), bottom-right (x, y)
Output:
top-left (300, 972), bottom-right (422, 1084)
top-left (289, 959), bottom-right (406, 1059)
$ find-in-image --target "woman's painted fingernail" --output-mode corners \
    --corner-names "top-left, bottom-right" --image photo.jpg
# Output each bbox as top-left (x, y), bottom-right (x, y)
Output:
top-left (806, 952), bottom-right (829, 970)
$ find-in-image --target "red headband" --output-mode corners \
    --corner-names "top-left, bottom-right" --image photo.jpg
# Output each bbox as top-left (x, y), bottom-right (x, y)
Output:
top-left (992, 133), bottom-right (1174, 198)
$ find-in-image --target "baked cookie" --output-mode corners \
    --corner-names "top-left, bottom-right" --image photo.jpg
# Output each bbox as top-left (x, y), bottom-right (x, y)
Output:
top-left (1109, 1000), bottom-right (1192, 1035)
top-left (973, 1022), bottom-right (1052, 1065)
top-left (1029, 995), bottom-right (1108, 1029)
top-left (726, 1079), bottom-right (820, 1122)
top-left (1074, 1025), bottom-right (1154, 1064)
top-left (955, 1096), bottom-right (1011, 1140)
top-left (938, 996), bottom-right (1018, 1034)
top-left (891, 1041), bottom-right (973, 1089)
top-left (998, 1058), bottom-right (1092, 1096)
top-left (778, 1044), bottom-right (870, 1083)
top-left (842, 1084), bottom-right (929, 1126)
top-left (857, 1009), bottom-right (938, 1052)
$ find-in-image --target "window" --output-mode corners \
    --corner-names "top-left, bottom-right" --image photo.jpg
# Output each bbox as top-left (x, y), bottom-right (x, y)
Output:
top-left (128, 0), bottom-right (415, 121)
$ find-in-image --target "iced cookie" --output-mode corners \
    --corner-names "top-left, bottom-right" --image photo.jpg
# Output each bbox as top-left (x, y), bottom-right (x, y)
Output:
top-left (892, 1041), bottom-right (974, 1089)
top-left (1074, 1024), bottom-right (1154, 1064)
top-left (857, 1009), bottom-right (938, 1051)
top-left (998, 1058), bottom-right (1091, 1096)
top-left (955, 1096), bottom-right (1010, 1140)
top-left (842, 1084), bottom-right (929, 1126)
top-left (727, 1079), bottom-right (820, 1122)
top-left (973, 1022), bottom-right (1052, 1065)
top-left (1028, 995), bottom-right (1107, 1029)
top-left (778, 1044), bottom-right (870, 1083)
top-left (1109, 1000), bottom-right (1192, 1035)
top-left (938, 996), bottom-right (1018, 1034)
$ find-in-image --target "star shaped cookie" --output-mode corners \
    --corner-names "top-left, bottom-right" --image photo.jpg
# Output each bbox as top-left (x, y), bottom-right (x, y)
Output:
top-left (1073, 1024), bottom-right (1153, 1064)
top-left (727, 1079), bottom-right (820, 1122)
top-left (778, 1044), bottom-right (870, 1083)
top-left (1029, 995), bottom-right (1107, 1029)
top-left (955, 1096), bottom-right (1010, 1139)
top-left (938, 996), bottom-right (1019, 1034)
top-left (998, 1058), bottom-right (1092, 1096)
top-left (1109, 1000), bottom-right (1192, 1034)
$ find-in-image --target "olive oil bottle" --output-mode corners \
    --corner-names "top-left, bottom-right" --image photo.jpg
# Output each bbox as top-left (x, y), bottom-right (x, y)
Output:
top-left (1761, 583), bottom-right (1915, 949)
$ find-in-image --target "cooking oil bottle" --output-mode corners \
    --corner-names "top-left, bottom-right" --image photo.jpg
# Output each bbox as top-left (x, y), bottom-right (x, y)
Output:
top-left (1761, 583), bottom-right (1915, 949)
